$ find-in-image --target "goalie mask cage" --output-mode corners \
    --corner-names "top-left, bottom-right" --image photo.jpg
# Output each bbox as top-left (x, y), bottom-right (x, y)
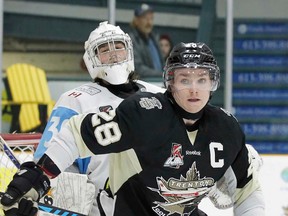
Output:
top-left (0, 133), bottom-right (41, 216)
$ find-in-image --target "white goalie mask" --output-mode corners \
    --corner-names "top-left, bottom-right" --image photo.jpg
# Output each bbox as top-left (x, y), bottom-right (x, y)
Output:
top-left (83, 21), bottom-right (134, 84)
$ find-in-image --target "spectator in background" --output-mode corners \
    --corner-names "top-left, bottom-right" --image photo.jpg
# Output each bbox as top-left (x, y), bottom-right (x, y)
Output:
top-left (129, 3), bottom-right (164, 78)
top-left (159, 34), bottom-right (173, 61)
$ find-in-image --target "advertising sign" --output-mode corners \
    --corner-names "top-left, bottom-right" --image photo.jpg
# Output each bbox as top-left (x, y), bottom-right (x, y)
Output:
top-left (236, 23), bottom-right (288, 35)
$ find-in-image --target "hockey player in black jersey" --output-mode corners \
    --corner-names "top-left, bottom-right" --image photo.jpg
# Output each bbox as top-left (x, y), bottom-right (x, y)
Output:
top-left (1, 42), bottom-right (265, 216)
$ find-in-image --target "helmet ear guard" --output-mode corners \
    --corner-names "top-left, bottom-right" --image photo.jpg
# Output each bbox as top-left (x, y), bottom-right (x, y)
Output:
top-left (83, 49), bottom-right (96, 78)
top-left (163, 42), bottom-right (220, 92)
top-left (83, 21), bottom-right (134, 84)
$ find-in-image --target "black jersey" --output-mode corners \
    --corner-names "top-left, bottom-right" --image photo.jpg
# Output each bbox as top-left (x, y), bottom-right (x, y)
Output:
top-left (53, 91), bottom-right (257, 216)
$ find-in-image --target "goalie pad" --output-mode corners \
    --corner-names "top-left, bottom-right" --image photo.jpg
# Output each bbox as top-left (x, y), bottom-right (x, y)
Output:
top-left (39, 172), bottom-right (96, 215)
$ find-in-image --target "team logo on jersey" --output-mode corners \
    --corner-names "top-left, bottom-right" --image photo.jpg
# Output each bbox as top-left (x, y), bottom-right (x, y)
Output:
top-left (164, 143), bottom-right (184, 169)
top-left (139, 97), bottom-right (162, 110)
top-left (99, 105), bottom-right (113, 112)
top-left (75, 85), bottom-right (101, 95)
top-left (150, 162), bottom-right (214, 216)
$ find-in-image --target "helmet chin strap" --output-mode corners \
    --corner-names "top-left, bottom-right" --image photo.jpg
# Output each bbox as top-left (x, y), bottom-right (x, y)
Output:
top-left (166, 91), bottom-right (204, 121)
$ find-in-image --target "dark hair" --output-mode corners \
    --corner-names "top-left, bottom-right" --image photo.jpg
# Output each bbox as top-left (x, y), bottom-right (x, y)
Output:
top-left (159, 34), bottom-right (173, 59)
top-left (160, 34), bottom-right (173, 44)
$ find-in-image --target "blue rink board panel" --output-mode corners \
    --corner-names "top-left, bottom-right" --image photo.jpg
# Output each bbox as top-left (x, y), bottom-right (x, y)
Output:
top-left (234, 56), bottom-right (288, 68)
top-left (235, 23), bottom-right (288, 35)
top-left (233, 72), bottom-right (288, 84)
top-left (234, 39), bottom-right (288, 51)
top-left (241, 123), bottom-right (288, 136)
top-left (233, 89), bottom-right (288, 101)
top-left (249, 142), bottom-right (288, 154)
top-left (234, 106), bottom-right (288, 118)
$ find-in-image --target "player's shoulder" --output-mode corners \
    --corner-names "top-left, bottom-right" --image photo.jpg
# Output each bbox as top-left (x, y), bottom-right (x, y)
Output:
top-left (205, 104), bottom-right (239, 124)
top-left (60, 82), bottom-right (108, 99)
top-left (204, 105), bottom-right (244, 138)
top-left (129, 90), bottom-right (165, 101)
top-left (54, 82), bottom-right (111, 111)
top-left (135, 80), bottom-right (166, 93)
top-left (119, 90), bottom-right (166, 110)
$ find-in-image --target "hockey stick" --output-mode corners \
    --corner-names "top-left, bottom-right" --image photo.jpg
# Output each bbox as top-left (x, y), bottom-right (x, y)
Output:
top-left (0, 136), bottom-right (21, 169)
top-left (0, 136), bottom-right (86, 216)
top-left (0, 192), bottom-right (85, 216)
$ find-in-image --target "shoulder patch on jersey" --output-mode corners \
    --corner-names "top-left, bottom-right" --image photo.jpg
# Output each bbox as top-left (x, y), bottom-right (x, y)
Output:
top-left (99, 105), bottom-right (113, 112)
top-left (139, 97), bottom-right (162, 110)
top-left (75, 85), bottom-right (101, 95)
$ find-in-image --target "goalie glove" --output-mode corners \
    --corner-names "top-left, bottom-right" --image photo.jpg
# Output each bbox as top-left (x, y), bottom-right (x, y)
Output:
top-left (0, 161), bottom-right (50, 216)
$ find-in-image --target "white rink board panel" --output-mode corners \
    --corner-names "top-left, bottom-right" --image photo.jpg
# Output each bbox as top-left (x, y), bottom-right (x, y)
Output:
top-left (260, 155), bottom-right (288, 216)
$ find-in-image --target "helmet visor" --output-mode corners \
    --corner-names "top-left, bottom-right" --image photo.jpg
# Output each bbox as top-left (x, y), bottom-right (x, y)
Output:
top-left (165, 63), bottom-right (219, 92)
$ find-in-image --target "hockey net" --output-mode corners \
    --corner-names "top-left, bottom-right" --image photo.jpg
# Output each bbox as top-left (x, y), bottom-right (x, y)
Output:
top-left (0, 133), bottom-right (41, 216)
top-left (0, 133), bottom-right (96, 216)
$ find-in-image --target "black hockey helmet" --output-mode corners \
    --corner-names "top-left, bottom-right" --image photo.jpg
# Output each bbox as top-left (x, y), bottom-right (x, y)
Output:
top-left (163, 42), bottom-right (220, 92)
